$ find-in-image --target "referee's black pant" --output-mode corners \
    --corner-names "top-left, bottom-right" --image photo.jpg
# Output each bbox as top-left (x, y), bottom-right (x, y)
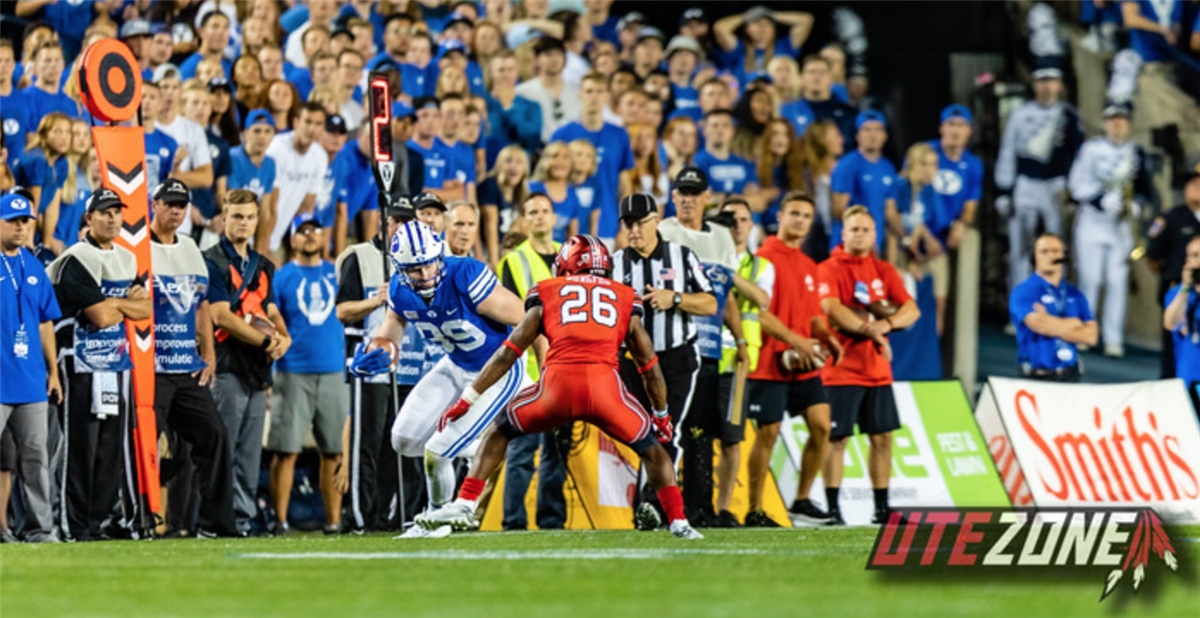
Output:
top-left (346, 381), bottom-right (425, 531)
top-left (155, 373), bottom-right (236, 536)
top-left (59, 365), bottom-right (136, 541)
top-left (619, 344), bottom-right (700, 515)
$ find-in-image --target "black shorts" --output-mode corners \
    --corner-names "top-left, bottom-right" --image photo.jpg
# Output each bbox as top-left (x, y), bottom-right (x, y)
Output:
top-left (746, 377), bottom-right (829, 426)
top-left (827, 385), bottom-right (900, 439)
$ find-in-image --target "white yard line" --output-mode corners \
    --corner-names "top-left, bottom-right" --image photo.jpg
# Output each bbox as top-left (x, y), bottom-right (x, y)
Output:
top-left (234, 548), bottom-right (822, 561)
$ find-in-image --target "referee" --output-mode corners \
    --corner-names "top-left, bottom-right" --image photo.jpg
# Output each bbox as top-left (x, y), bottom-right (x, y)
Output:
top-left (613, 193), bottom-right (717, 529)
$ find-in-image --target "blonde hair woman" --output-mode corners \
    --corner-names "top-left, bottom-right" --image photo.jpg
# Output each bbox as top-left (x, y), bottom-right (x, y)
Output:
top-left (885, 141), bottom-right (950, 334)
top-left (16, 113), bottom-right (74, 254)
top-left (478, 144), bottom-right (531, 265)
top-left (529, 141), bottom-right (581, 242)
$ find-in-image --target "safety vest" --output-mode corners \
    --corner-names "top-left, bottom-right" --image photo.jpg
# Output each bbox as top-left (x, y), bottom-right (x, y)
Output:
top-left (719, 251), bottom-right (769, 374)
top-left (498, 239), bottom-right (559, 380)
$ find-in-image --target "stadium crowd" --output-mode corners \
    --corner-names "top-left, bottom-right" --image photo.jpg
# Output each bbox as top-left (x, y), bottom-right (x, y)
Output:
top-left (0, 0), bottom-right (1198, 542)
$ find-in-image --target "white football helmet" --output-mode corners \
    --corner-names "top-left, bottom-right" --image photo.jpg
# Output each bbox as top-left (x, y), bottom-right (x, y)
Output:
top-left (390, 220), bottom-right (445, 298)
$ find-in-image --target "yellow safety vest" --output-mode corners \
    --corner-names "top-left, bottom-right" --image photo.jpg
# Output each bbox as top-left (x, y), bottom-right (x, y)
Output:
top-left (498, 239), bottom-right (560, 380)
top-left (719, 252), bottom-right (769, 374)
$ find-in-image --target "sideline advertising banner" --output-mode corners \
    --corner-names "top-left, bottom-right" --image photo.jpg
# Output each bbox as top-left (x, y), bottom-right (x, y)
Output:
top-left (771, 381), bottom-right (1010, 526)
top-left (976, 378), bottom-right (1200, 524)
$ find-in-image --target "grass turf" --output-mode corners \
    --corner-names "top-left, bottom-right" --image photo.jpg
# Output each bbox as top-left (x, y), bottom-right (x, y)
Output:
top-left (2, 527), bottom-right (1197, 617)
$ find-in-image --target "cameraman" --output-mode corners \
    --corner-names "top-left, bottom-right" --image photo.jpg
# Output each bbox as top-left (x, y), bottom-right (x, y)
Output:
top-left (1163, 236), bottom-right (1200, 414)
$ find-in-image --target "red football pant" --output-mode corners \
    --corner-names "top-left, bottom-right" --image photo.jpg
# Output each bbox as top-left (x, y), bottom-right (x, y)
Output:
top-left (505, 364), bottom-right (651, 446)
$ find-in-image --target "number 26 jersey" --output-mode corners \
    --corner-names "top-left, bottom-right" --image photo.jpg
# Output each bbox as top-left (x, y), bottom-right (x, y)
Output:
top-left (387, 256), bottom-right (510, 372)
top-left (527, 275), bottom-right (643, 370)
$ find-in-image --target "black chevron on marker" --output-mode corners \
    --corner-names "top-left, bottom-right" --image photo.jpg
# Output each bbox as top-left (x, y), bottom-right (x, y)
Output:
top-left (107, 161), bottom-right (144, 183)
top-left (123, 218), bottom-right (147, 233)
top-left (135, 326), bottom-right (152, 339)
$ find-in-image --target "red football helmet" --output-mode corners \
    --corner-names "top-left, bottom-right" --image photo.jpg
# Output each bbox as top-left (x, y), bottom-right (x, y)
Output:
top-left (554, 234), bottom-right (612, 277)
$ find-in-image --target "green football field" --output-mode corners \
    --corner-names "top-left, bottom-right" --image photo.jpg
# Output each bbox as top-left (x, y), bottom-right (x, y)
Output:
top-left (2, 527), bottom-right (1197, 617)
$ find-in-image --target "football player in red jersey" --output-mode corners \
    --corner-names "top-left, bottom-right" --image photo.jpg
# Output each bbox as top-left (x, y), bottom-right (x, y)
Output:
top-left (416, 235), bottom-right (703, 539)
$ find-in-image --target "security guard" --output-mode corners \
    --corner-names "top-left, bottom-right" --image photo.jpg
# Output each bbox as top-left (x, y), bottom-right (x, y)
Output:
top-left (1147, 159), bottom-right (1200, 378)
top-left (1067, 100), bottom-right (1153, 358)
top-left (494, 192), bottom-right (566, 530)
top-left (47, 188), bottom-right (150, 541)
top-left (1009, 233), bottom-right (1098, 381)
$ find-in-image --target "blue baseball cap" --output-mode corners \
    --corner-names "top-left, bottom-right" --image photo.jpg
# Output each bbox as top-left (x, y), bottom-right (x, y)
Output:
top-left (855, 110), bottom-right (886, 132)
top-left (244, 109), bottom-right (275, 130)
top-left (289, 212), bottom-right (323, 238)
top-left (940, 104), bottom-right (972, 125)
top-left (0, 193), bottom-right (35, 221)
top-left (392, 100), bottom-right (415, 120)
top-left (438, 39), bottom-right (468, 60)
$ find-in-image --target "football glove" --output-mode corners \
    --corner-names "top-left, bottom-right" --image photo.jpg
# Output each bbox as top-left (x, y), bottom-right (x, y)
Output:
top-left (651, 409), bottom-right (673, 443)
top-left (348, 344), bottom-right (390, 378)
top-left (438, 398), bottom-right (471, 432)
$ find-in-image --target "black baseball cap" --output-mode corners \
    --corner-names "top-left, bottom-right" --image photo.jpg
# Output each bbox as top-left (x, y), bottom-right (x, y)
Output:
top-left (412, 192), bottom-right (446, 212)
top-left (619, 193), bottom-right (657, 222)
top-left (86, 187), bottom-right (126, 213)
top-left (673, 166), bottom-right (708, 194)
top-left (533, 36), bottom-right (565, 56)
top-left (153, 178), bottom-right (190, 205)
top-left (207, 77), bottom-right (232, 93)
top-left (325, 113), bottom-right (348, 135)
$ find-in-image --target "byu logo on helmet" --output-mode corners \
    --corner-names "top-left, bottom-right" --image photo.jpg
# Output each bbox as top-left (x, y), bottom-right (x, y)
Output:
top-left (390, 220), bottom-right (446, 298)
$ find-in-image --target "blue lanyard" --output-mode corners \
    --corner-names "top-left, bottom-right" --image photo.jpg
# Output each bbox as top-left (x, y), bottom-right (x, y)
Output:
top-left (2, 251), bottom-right (25, 324)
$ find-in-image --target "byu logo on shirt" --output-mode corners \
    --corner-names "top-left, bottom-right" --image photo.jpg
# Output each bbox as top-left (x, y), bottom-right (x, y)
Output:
top-left (934, 169), bottom-right (963, 195)
top-left (2, 118), bottom-right (17, 136)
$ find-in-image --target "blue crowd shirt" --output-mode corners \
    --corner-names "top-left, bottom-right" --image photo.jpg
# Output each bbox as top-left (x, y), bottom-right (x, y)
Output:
top-left (407, 137), bottom-right (459, 190)
top-left (528, 181), bottom-right (582, 243)
top-left (830, 149), bottom-right (896, 251)
top-left (0, 248), bottom-right (61, 405)
top-left (1124, 0), bottom-right (1183, 62)
top-left (1, 89), bottom-right (31, 167)
top-left (13, 149), bottom-right (64, 215)
top-left (1166, 285), bottom-right (1200, 383)
top-left (693, 150), bottom-right (756, 196)
top-left (145, 129), bottom-right (179, 191)
top-left (386, 256), bottom-right (508, 372)
top-left (550, 122), bottom-right (633, 238)
top-left (178, 53), bottom-right (233, 80)
top-left (227, 146), bottom-right (276, 202)
top-left (275, 261), bottom-right (345, 374)
top-left (1009, 273), bottom-right (1094, 371)
top-left (22, 86), bottom-right (78, 129)
top-left (332, 142), bottom-right (378, 227)
top-left (928, 140), bottom-right (984, 243)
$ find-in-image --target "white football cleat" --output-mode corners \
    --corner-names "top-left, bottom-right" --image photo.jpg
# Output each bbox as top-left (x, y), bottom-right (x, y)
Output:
top-left (669, 520), bottom-right (703, 540)
top-left (394, 523), bottom-right (452, 539)
top-left (414, 500), bottom-right (476, 531)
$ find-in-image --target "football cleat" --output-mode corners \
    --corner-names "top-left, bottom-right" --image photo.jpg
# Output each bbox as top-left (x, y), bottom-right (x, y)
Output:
top-left (669, 520), bottom-right (704, 540)
top-left (414, 500), bottom-right (476, 531)
top-left (788, 499), bottom-right (835, 526)
top-left (395, 523), bottom-right (453, 539)
top-left (634, 502), bottom-right (662, 531)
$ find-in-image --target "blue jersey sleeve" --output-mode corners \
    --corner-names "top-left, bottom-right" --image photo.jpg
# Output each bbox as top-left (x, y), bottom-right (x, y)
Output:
top-left (616, 129), bottom-right (635, 173)
top-left (15, 154), bottom-right (50, 191)
top-left (37, 262), bottom-right (61, 322)
top-left (457, 257), bottom-right (499, 309)
top-left (831, 156), bottom-right (856, 195)
top-left (1008, 281), bottom-right (1038, 328)
top-left (966, 156), bottom-right (984, 202)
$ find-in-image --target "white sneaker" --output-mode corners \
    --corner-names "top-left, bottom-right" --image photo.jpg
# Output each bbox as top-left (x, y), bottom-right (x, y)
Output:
top-left (394, 523), bottom-right (452, 539)
top-left (414, 500), bottom-right (476, 531)
top-left (1103, 344), bottom-right (1124, 358)
top-left (669, 520), bottom-right (704, 540)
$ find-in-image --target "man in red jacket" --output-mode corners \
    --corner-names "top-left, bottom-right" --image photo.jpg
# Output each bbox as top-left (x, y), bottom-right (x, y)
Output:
top-left (745, 192), bottom-right (843, 526)
top-left (818, 206), bottom-right (919, 525)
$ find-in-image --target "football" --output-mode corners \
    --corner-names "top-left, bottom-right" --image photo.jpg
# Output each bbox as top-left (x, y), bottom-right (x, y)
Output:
top-left (245, 313), bottom-right (276, 336)
top-left (367, 336), bottom-right (400, 368)
top-left (867, 299), bottom-right (898, 320)
top-left (778, 345), bottom-right (826, 375)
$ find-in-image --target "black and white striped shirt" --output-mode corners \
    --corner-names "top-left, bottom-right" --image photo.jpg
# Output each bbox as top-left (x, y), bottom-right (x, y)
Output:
top-left (613, 233), bottom-right (714, 352)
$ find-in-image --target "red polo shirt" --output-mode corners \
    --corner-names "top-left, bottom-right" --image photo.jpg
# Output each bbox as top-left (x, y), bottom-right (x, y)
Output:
top-left (817, 245), bottom-right (911, 387)
top-left (750, 235), bottom-right (824, 382)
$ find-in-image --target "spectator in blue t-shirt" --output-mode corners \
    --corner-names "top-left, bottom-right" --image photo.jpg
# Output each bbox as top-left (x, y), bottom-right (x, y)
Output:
top-left (331, 124), bottom-right (379, 257)
top-left (227, 109), bottom-right (278, 227)
top-left (23, 43), bottom-right (77, 132)
top-left (13, 112), bottom-right (72, 255)
top-left (1010, 233), bottom-right (1097, 381)
top-left (888, 142), bottom-right (951, 334)
top-left (477, 144), bottom-right (530, 266)
top-left (438, 94), bottom-right (478, 203)
top-left (550, 72), bottom-right (634, 244)
top-left (928, 105), bottom-right (984, 251)
top-left (401, 33), bottom-right (437, 99)
top-left (713, 6), bottom-right (813, 84)
top-left (693, 109), bottom-right (759, 206)
top-left (1121, 0), bottom-right (1184, 63)
top-left (529, 142), bottom-right (582, 243)
top-left (0, 41), bottom-right (31, 168)
top-left (366, 13), bottom-right (414, 72)
top-left (665, 36), bottom-right (703, 117)
top-left (484, 50), bottom-right (543, 164)
top-left (831, 110), bottom-right (896, 252)
top-left (407, 96), bottom-right (467, 204)
top-left (141, 83), bottom-right (180, 195)
top-left (269, 213), bottom-right (346, 535)
top-left (180, 12), bottom-right (234, 80)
